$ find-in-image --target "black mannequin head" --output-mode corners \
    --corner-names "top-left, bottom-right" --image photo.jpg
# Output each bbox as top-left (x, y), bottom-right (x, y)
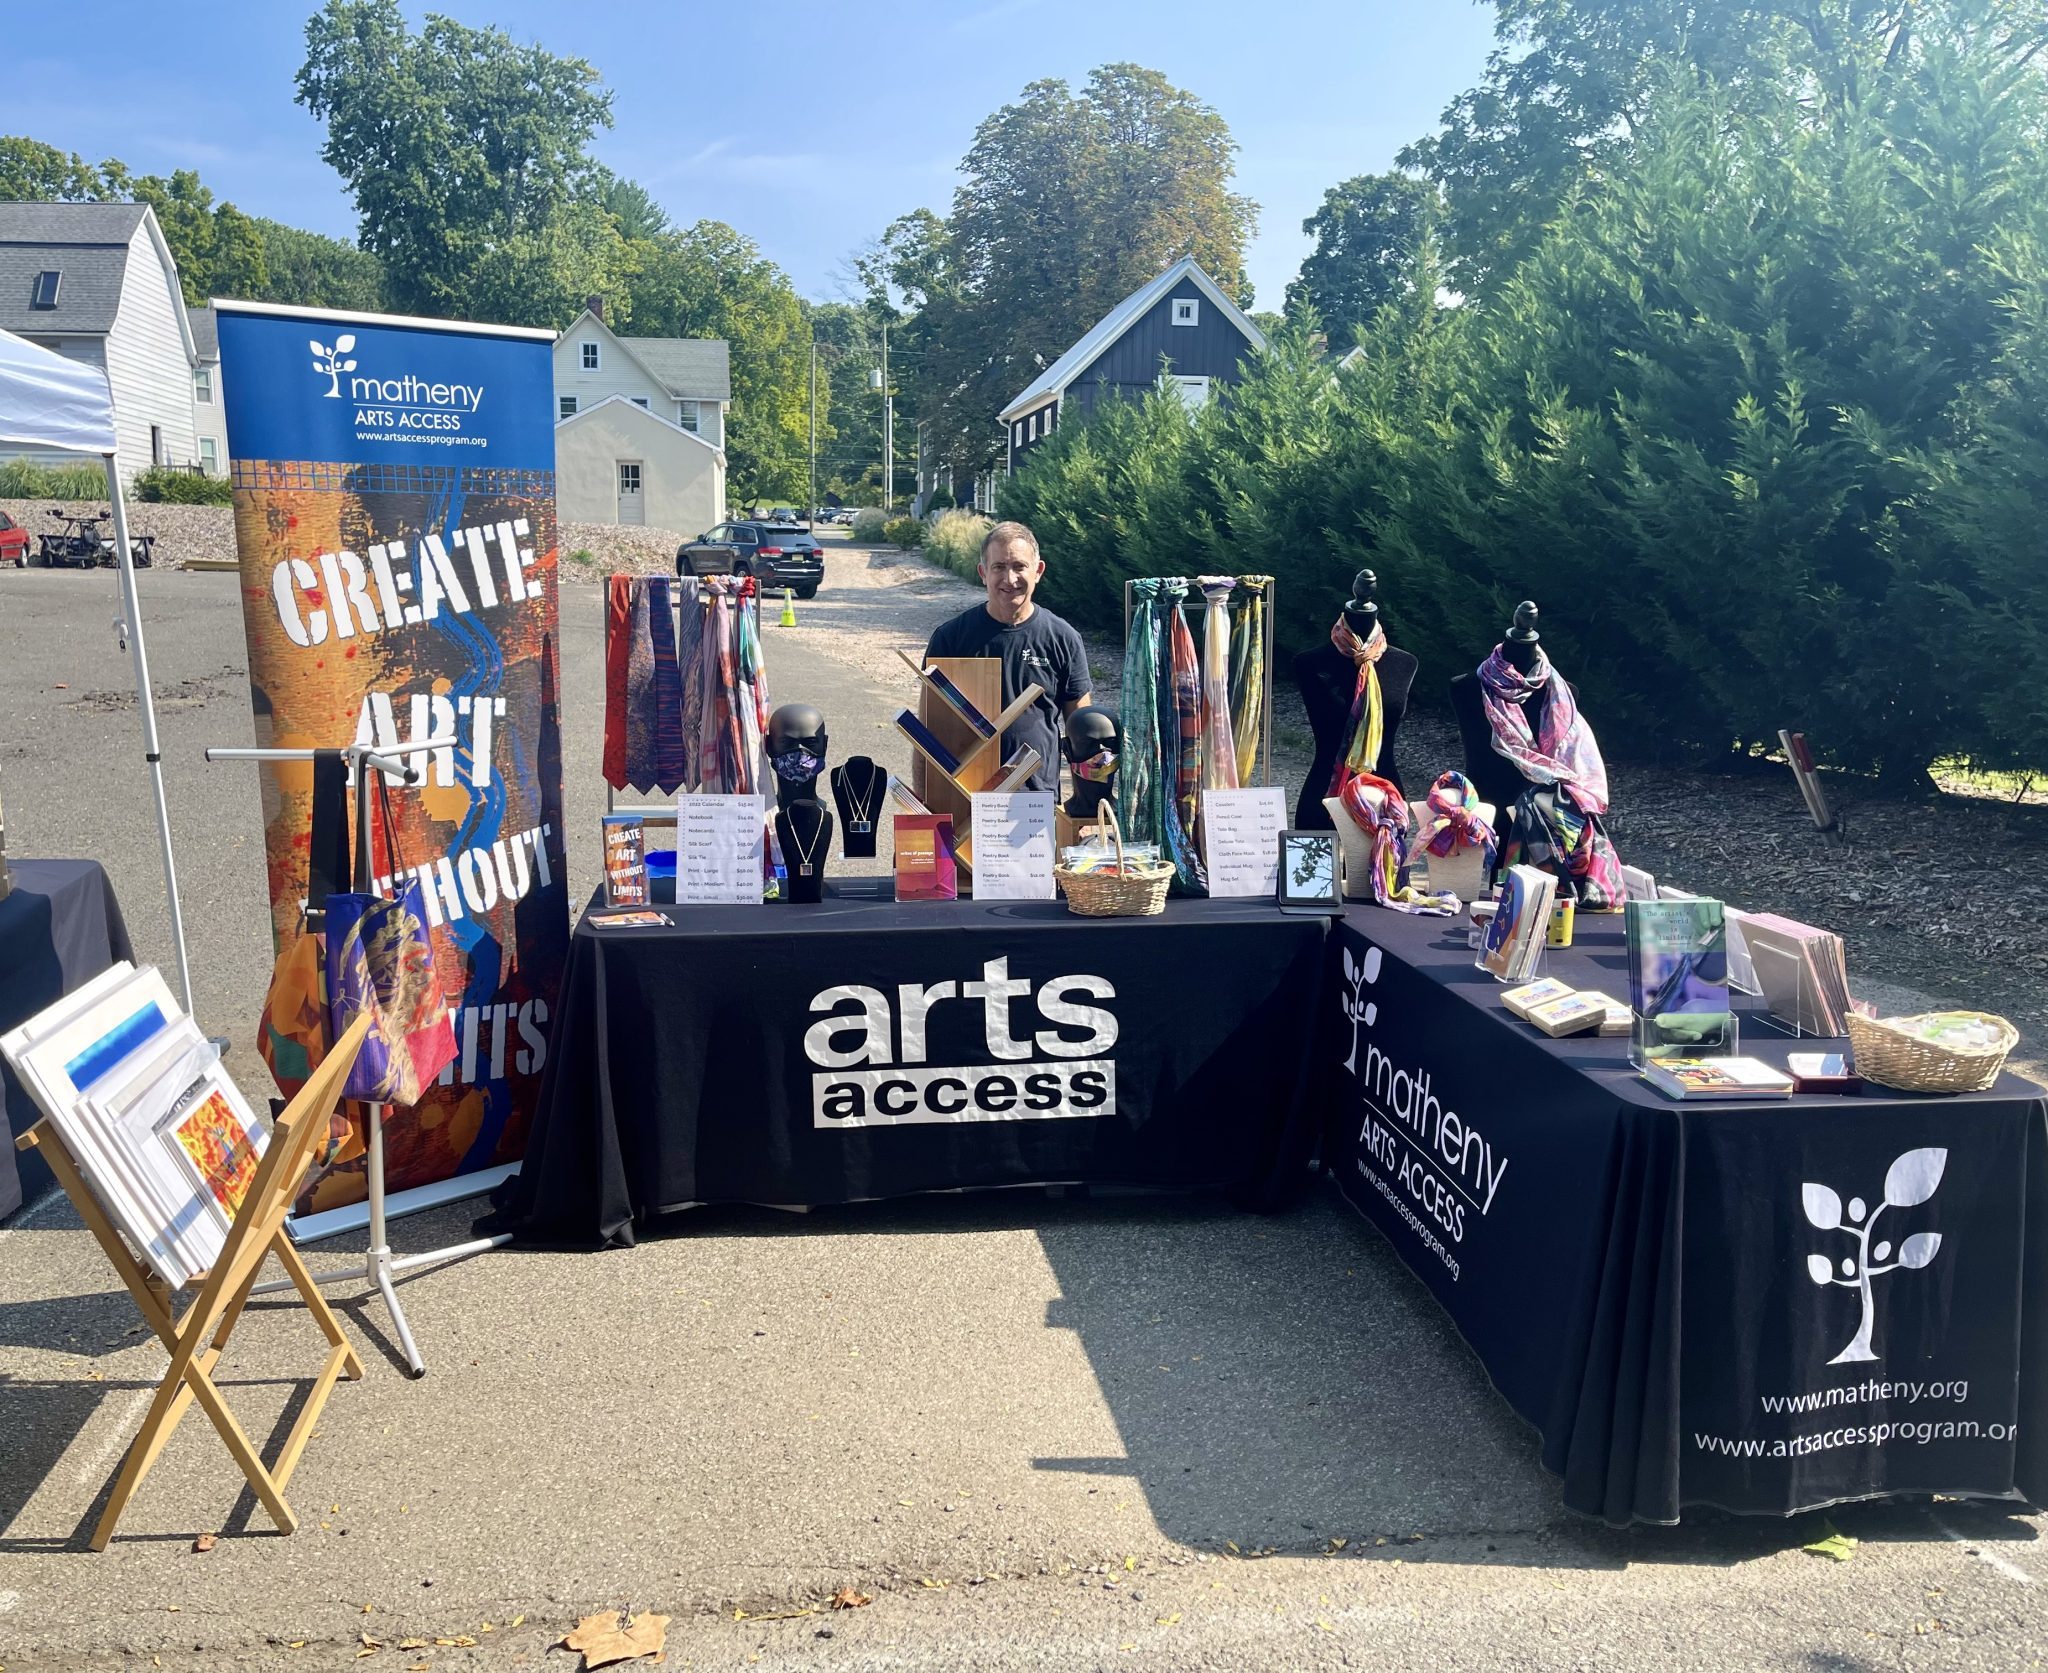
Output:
top-left (767, 702), bottom-right (828, 806)
top-left (1062, 706), bottom-right (1120, 817)
top-left (1342, 568), bottom-right (1380, 636)
top-left (1503, 600), bottom-right (1541, 673)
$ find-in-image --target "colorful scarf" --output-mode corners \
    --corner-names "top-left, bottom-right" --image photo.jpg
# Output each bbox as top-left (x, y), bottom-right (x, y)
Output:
top-left (1476, 646), bottom-right (1609, 815)
top-left (1230, 575), bottom-right (1269, 786)
top-left (1501, 786), bottom-right (1625, 908)
top-left (602, 575), bottom-right (688, 792)
top-left (1196, 577), bottom-right (1239, 792)
top-left (1326, 617), bottom-right (1389, 799)
top-left (674, 576), bottom-right (705, 789)
top-left (734, 577), bottom-right (768, 794)
top-left (1417, 770), bottom-right (1497, 873)
top-left (1163, 584), bottom-right (1206, 892)
top-left (1117, 579), bottom-right (1165, 859)
top-left (1339, 772), bottom-right (1460, 915)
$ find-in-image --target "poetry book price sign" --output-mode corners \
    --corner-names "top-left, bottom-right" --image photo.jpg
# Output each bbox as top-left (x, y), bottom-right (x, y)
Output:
top-left (970, 792), bottom-right (1056, 901)
top-left (215, 302), bottom-right (569, 1215)
top-left (675, 794), bottom-right (764, 905)
top-left (1202, 787), bottom-right (1288, 897)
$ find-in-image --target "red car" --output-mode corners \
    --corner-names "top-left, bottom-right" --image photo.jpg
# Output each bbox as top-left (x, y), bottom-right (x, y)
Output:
top-left (0, 512), bottom-right (28, 568)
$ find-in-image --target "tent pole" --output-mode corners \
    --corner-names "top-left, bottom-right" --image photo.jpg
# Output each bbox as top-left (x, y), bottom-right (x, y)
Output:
top-left (103, 456), bottom-right (193, 1015)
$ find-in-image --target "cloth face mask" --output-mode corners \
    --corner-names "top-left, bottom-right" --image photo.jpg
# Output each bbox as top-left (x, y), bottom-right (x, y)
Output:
top-left (1070, 748), bottom-right (1118, 782)
top-left (770, 746), bottom-right (824, 783)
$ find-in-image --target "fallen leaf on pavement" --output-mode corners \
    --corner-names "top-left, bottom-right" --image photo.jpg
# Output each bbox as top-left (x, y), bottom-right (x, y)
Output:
top-left (192, 1533), bottom-right (217, 1553)
top-left (561, 1610), bottom-right (670, 1670)
top-left (829, 1587), bottom-right (872, 1610)
top-left (1156, 1613), bottom-right (1181, 1626)
top-left (1803, 1524), bottom-right (1858, 1562)
top-left (510, 1615), bottom-right (525, 1628)
top-left (397, 1640), bottom-right (427, 1651)
top-left (433, 1636), bottom-right (478, 1648)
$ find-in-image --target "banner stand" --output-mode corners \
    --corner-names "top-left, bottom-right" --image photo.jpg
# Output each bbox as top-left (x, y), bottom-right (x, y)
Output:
top-left (207, 738), bottom-right (512, 1379)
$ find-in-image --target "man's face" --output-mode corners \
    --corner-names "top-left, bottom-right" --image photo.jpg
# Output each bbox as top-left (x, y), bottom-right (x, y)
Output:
top-left (980, 537), bottom-right (1043, 619)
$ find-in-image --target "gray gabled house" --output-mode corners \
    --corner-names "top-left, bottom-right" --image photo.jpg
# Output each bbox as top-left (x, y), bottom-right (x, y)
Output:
top-left (0, 201), bottom-right (201, 482)
top-left (998, 256), bottom-right (1266, 473)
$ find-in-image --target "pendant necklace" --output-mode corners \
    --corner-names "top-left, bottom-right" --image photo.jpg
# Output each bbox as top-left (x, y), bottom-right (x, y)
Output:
top-left (839, 763), bottom-right (882, 835)
top-left (786, 806), bottom-right (828, 877)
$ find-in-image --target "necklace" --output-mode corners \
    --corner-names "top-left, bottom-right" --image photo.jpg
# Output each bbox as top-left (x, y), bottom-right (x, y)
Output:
top-left (784, 804), bottom-right (829, 877)
top-left (835, 759), bottom-right (882, 835)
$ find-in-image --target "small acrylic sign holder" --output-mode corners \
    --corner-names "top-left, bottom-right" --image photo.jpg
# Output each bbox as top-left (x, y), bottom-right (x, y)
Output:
top-left (206, 736), bottom-right (506, 1379)
top-left (16, 1011), bottom-right (373, 1549)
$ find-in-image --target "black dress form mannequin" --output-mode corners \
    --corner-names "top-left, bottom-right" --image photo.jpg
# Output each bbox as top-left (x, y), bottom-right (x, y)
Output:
top-left (1293, 569), bottom-right (1416, 829)
top-left (1061, 708), bottom-right (1121, 820)
top-left (1448, 600), bottom-right (1555, 814)
top-left (766, 702), bottom-right (829, 812)
top-left (830, 755), bottom-right (885, 857)
top-left (774, 798), bottom-right (833, 903)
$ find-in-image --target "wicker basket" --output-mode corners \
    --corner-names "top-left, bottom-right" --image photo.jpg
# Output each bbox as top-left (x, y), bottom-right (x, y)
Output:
top-left (1054, 803), bottom-right (1175, 918)
top-left (1846, 1010), bottom-right (2018, 1095)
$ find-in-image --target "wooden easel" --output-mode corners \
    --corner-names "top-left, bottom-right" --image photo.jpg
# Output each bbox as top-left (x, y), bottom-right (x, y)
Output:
top-left (16, 1011), bottom-right (372, 1550)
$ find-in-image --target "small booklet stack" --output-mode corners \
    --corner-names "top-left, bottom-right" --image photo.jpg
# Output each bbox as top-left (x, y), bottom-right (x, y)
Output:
top-left (1640, 1056), bottom-right (1795, 1100)
top-left (1739, 913), bottom-right (1854, 1035)
top-left (1478, 865), bottom-right (1557, 984)
top-left (1, 962), bottom-right (268, 1287)
top-left (1502, 978), bottom-right (1630, 1038)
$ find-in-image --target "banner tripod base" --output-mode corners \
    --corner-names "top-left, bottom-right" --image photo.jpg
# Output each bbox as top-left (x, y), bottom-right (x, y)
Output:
top-left (249, 1109), bottom-right (511, 1378)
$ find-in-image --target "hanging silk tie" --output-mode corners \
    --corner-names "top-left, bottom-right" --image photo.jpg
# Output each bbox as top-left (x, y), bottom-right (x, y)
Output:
top-left (1117, 579), bottom-right (1165, 857)
top-left (697, 581), bottom-right (737, 792)
top-left (674, 576), bottom-right (705, 790)
top-left (1163, 583), bottom-right (1207, 893)
top-left (1339, 772), bottom-right (1460, 915)
top-left (602, 575), bottom-right (634, 790)
top-left (645, 576), bottom-right (688, 792)
top-left (1196, 577), bottom-right (1239, 792)
top-left (1326, 616), bottom-right (1388, 800)
top-left (1230, 575), bottom-right (1269, 786)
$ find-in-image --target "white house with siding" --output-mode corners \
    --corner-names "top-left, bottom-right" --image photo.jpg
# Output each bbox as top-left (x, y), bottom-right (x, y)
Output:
top-left (187, 304), bottom-right (228, 477)
top-left (552, 304), bottom-right (729, 529)
top-left (0, 201), bottom-right (200, 482)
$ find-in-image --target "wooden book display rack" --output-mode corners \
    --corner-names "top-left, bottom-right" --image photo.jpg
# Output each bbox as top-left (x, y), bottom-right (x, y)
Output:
top-left (16, 1012), bottom-right (373, 1550)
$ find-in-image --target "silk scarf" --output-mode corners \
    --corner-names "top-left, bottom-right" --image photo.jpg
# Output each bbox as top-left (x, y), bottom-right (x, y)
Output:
top-left (1417, 770), bottom-right (1497, 872)
top-left (1196, 577), bottom-right (1239, 792)
top-left (1326, 617), bottom-right (1388, 799)
top-left (1117, 579), bottom-right (1166, 859)
top-left (1476, 646), bottom-right (1610, 815)
top-left (1338, 772), bottom-right (1459, 915)
top-left (1501, 785), bottom-right (1625, 908)
top-left (674, 576), bottom-right (705, 790)
top-left (1229, 575), bottom-right (1269, 786)
top-left (1163, 584), bottom-right (1207, 892)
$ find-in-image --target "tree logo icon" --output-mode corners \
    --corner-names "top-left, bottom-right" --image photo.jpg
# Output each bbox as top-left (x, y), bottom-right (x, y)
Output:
top-left (310, 335), bottom-right (357, 398)
top-left (1339, 944), bottom-right (1381, 1073)
top-left (1802, 1147), bottom-right (1945, 1365)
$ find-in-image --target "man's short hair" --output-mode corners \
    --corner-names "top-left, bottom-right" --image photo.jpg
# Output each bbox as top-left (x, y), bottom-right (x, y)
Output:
top-left (980, 520), bottom-right (1041, 564)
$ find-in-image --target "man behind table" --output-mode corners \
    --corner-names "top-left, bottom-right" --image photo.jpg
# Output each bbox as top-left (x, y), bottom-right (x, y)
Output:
top-left (921, 520), bottom-right (1091, 795)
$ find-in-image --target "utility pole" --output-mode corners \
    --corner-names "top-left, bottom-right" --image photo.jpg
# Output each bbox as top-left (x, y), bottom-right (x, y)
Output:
top-left (881, 324), bottom-right (893, 512)
top-left (807, 339), bottom-right (817, 523)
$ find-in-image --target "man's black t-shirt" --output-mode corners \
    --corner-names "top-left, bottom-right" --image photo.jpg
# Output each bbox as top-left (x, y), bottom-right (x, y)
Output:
top-left (923, 603), bottom-right (1091, 794)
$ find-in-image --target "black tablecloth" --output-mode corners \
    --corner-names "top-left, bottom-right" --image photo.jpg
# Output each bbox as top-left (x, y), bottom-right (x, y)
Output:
top-left (0, 859), bottom-right (134, 1219)
top-left (1317, 906), bottom-right (2048, 1525)
top-left (491, 885), bottom-right (1328, 1245)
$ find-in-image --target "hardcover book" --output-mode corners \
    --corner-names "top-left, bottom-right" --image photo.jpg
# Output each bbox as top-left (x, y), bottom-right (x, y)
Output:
top-left (895, 709), bottom-right (964, 779)
top-left (921, 667), bottom-right (999, 738)
top-left (1625, 897), bottom-right (1733, 1063)
top-left (1640, 1055), bottom-right (1794, 1100)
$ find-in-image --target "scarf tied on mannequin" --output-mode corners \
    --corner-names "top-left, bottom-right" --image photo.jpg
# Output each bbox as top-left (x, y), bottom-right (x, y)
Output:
top-left (1418, 771), bottom-right (1497, 870)
top-left (1326, 617), bottom-right (1388, 799)
top-left (1477, 646), bottom-right (1622, 905)
top-left (1338, 772), bottom-right (1461, 916)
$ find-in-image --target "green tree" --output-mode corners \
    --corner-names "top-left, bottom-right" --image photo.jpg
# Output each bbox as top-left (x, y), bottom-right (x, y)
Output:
top-left (591, 169), bottom-right (670, 241)
top-left (117, 169), bottom-right (269, 305)
top-left (624, 221), bottom-right (814, 503)
top-left (1284, 173), bottom-right (1438, 345)
top-left (296, 0), bottom-right (614, 317)
top-left (248, 217), bottom-right (385, 310)
top-left (880, 64), bottom-right (1256, 486)
top-left (0, 136), bottom-right (112, 201)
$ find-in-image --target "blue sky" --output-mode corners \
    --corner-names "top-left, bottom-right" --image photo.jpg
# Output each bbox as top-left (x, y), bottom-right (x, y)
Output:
top-left (7, 1), bottom-right (1498, 310)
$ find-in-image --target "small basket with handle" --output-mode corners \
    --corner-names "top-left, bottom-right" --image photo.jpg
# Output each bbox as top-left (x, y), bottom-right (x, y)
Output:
top-left (1053, 802), bottom-right (1175, 918)
top-left (1846, 1010), bottom-right (2018, 1095)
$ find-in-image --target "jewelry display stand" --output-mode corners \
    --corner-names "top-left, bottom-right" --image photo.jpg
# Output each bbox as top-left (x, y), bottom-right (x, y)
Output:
top-left (206, 737), bottom-right (505, 1380)
top-left (17, 1012), bottom-right (372, 1548)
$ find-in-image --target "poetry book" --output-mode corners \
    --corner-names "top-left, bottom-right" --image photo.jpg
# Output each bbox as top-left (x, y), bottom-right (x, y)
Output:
top-left (1626, 897), bottom-right (1734, 1062)
top-left (895, 709), bottom-right (965, 778)
top-left (1640, 1056), bottom-right (1794, 1100)
top-left (894, 814), bottom-right (959, 902)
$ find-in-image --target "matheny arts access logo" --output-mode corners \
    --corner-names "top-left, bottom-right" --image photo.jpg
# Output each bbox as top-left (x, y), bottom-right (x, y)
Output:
top-left (1802, 1147), bottom-right (1946, 1365)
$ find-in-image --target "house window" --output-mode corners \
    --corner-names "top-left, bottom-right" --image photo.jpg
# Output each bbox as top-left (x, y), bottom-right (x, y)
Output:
top-left (1166, 374), bottom-right (1211, 411)
top-left (193, 365), bottom-right (213, 404)
top-left (677, 400), bottom-right (699, 432)
top-left (198, 437), bottom-right (218, 474)
top-left (1171, 297), bottom-right (1199, 327)
top-left (581, 341), bottom-right (600, 371)
top-left (31, 270), bottom-right (61, 309)
top-left (1013, 421), bottom-right (1025, 447)
top-left (150, 425), bottom-right (165, 465)
top-left (1045, 405), bottom-right (1055, 432)
top-left (619, 462), bottom-right (642, 492)
top-left (559, 395), bottom-right (578, 419)
top-left (631, 396), bottom-right (649, 409)
top-left (1029, 411), bottom-right (1039, 440)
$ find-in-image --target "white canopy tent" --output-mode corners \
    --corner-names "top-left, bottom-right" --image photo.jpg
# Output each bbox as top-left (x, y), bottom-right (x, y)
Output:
top-left (0, 327), bottom-right (192, 1010)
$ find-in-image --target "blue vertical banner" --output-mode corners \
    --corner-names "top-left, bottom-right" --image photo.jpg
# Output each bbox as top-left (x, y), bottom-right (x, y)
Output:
top-left (215, 302), bottom-right (569, 1212)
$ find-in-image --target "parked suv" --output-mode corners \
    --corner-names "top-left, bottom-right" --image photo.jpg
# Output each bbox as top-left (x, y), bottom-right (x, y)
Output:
top-left (677, 520), bottom-right (825, 597)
